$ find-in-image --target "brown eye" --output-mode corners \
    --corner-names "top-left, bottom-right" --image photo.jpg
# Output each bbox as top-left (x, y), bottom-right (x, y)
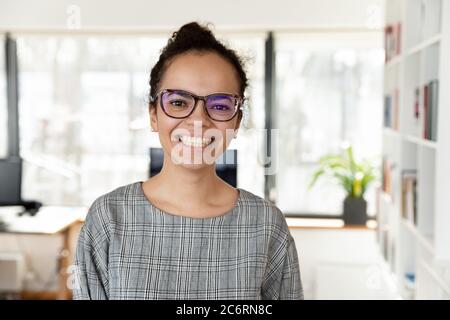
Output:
top-left (170, 100), bottom-right (187, 108)
top-left (211, 104), bottom-right (231, 111)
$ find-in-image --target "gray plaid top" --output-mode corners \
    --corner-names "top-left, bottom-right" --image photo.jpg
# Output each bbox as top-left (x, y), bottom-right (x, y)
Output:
top-left (73, 181), bottom-right (303, 300)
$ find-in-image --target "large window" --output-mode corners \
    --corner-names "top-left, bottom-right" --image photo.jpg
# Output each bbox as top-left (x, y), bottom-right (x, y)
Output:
top-left (12, 31), bottom-right (382, 212)
top-left (16, 33), bottom-right (265, 206)
top-left (275, 32), bottom-right (384, 215)
top-left (221, 34), bottom-right (266, 198)
top-left (0, 35), bottom-right (7, 158)
top-left (17, 36), bottom-right (166, 205)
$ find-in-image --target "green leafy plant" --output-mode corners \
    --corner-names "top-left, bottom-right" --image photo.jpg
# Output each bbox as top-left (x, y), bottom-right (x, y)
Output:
top-left (308, 144), bottom-right (377, 199)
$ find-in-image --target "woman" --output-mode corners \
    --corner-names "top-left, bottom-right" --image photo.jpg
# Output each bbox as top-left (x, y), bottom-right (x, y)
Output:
top-left (73, 22), bottom-right (303, 300)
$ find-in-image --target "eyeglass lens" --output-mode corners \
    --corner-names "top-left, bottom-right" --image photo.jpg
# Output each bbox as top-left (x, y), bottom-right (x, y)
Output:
top-left (161, 90), bottom-right (237, 121)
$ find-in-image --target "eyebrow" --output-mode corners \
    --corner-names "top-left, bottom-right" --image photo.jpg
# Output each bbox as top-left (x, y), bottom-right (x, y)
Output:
top-left (166, 89), bottom-right (239, 97)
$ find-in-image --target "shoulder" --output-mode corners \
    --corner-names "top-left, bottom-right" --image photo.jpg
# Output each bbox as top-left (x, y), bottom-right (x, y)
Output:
top-left (238, 188), bottom-right (290, 234)
top-left (82, 182), bottom-right (141, 238)
top-left (238, 189), bottom-right (296, 258)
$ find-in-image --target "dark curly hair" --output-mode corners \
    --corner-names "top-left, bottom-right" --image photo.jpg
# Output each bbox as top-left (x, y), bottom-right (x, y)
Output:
top-left (149, 22), bottom-right (248, 107)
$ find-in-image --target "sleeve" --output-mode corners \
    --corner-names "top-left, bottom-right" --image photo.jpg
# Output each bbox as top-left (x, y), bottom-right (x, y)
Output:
top-left (279, 235), bottom-right (304, 299)
top-left (72, 199), bottom-right (110, 300)
top-left (261, 234), bottom-right (304, 300)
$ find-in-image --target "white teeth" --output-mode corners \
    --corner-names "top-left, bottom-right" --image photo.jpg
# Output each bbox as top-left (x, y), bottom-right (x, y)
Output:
top-left (178, 135), bottom-right (214, 147)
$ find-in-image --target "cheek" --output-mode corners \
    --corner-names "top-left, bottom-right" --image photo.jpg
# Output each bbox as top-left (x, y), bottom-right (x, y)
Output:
top-left (157, 115), bottom-right (181, 146)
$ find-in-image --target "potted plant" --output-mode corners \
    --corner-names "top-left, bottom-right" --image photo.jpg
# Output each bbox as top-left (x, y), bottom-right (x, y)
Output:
top-left (308, 144), bottom-right (377, 225)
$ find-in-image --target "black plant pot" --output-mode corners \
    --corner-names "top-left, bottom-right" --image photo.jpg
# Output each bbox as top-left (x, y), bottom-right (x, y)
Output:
top-left (343, 196), bottom-right (367, 226)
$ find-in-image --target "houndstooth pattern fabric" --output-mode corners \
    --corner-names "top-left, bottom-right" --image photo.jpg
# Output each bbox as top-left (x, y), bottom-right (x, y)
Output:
top-left (73, 182), bottom-right (303, 300)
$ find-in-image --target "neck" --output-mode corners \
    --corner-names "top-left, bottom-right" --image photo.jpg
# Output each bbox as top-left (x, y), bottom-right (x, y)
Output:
top-left (153, 156), bottom-right (222, 208)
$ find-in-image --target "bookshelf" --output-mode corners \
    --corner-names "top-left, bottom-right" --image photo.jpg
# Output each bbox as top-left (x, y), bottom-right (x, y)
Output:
top-left (379, 0), bottom-right (450, 299)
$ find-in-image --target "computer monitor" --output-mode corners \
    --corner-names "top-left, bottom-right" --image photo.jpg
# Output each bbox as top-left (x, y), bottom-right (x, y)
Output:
top-left (148, 148), bottom-right (238, 187)
top-left (215, 149), bottom-right (237, 188)
top-left (149, 148), bottom-right (165, 178)
top-left (0, 157), bottom-right (42, 215)
top-left (0, 157), bottom-right (22, 205)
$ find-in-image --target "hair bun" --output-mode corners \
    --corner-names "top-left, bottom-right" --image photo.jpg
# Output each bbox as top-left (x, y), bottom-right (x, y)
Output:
top-left (168, 22), bottom-right (216, 49)
top-left (150, 21), bottom-right (248, 100)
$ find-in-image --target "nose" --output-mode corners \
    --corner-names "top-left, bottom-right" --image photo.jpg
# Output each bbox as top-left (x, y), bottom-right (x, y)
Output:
top-left (186, 99), bottom-right (211, 125)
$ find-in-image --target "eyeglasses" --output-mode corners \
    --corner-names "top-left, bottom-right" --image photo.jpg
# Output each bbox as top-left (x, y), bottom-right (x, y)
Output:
top-left (151, 89), bottom-right (244, 122)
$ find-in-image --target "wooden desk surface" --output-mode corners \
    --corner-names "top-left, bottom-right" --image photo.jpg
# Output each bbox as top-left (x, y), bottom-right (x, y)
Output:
top-left (0, 206), bottom-right (88, 235)
top-left (0, 205), bottom-right (88, 299)
top-left (286, 217), bottom-right (377, 230)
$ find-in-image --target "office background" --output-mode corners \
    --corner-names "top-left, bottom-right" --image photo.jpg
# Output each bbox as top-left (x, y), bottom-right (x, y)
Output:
top-left (1, 0), bottom-right (449, 300)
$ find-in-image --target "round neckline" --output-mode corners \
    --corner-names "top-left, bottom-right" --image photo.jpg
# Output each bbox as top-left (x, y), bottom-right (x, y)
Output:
top-left (137, 181), bottom-right (242, 221)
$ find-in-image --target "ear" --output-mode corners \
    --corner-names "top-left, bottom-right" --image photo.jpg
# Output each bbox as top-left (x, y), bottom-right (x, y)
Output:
top-left (149, 104), bottom-right (158, 132)
top-left (234, 110), bottom-right (243, 131)
top-left (234, 97), bottom-right (246, 131)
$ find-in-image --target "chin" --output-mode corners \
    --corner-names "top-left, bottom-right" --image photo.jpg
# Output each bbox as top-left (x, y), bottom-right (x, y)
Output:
top-left (177, 161), bottom-right (213, 171)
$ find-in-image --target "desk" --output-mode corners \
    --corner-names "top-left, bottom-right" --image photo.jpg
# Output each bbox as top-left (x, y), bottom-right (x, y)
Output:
top-left (286, 217), bottom-right (378, 230)
top-left (0, 206), bottom-right (87, 299)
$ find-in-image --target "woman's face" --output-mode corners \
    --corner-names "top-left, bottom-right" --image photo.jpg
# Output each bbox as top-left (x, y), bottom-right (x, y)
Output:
top-left (149, 51), bottom-right (242, 170)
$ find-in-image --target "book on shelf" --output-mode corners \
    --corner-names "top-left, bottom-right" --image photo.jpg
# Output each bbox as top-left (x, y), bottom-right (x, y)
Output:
top-left (381, 229), bottom-right (389, 261)
top-left (401, 170), bottom-right (417, 226)
top-left (423, 80), bottom-right (439, 141)
top-left (414, 87), bottom-right (420, 121)
top-left (423, 84), bottom-right (428, 139)
top-left (390, 238), bottom-right (396, 273)
top-left (382, 157), bottom-right (395, 199)
top-left (411, 80), bottom-right (439, 141)
top-left (384, 88), bottom-right (399, 130)
top-left (385, 22), bottom-right (402, 63)
top-left (404, 272), bottom-right (416, 298)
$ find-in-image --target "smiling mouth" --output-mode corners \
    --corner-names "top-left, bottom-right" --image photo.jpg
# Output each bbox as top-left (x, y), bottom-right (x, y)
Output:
top-left (176, 135), bottom-right (216, 148)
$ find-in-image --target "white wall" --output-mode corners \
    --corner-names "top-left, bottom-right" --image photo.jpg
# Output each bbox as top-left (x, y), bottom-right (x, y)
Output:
top-left (0, 0), bottom-right (384, 31)
top-left (290, 228), bottom-right (400, 299)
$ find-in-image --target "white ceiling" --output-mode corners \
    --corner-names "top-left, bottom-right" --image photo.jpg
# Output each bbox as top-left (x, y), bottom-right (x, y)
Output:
top-left (0, 0), bottom-right (385, 32)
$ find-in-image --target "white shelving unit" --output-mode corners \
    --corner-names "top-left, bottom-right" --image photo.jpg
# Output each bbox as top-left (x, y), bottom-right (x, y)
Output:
top-left (378, 0), bottom-right (450, 300)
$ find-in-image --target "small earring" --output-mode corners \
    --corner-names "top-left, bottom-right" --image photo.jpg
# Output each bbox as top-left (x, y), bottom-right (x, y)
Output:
top-left (150, 127), bottom-right (154, 132)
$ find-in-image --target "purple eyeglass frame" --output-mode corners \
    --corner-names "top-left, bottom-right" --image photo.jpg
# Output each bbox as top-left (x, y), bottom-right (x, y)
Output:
top-left (150, 89), bottom-right (244, 122)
